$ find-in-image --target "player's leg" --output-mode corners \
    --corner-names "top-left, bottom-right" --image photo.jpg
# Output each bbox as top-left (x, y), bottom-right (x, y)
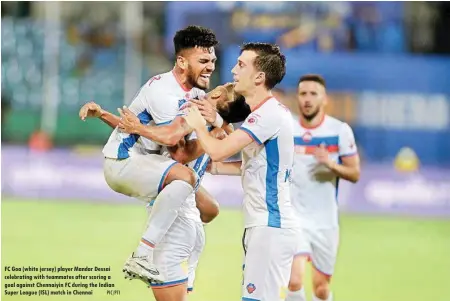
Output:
top-left (149, 215), bottom-right (197, 301)
top-left (136, 162), bottom-right (197, 257)
top-left (310, 228), bottom-right (340, 301)
top-left (187, 222), bottom-right (206, 294)
top-left (286, 255), bottom-right (308, 301)
top-left (286, 228), bottom-right (311, 301)
top-left (105, 154), bottom-right (197, 283)
top-left (152, 285), bottom-right (188, 301)
top-left (195, 185), bottom-right (219, 223)
top-left (242, 226), bottom-right (297, 301)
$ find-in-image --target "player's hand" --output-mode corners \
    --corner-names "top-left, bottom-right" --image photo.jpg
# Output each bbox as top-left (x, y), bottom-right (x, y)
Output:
top-left (189, 97), bottom-right (217, 124)
top-left (79, 101), bottom-right (102, 121)
top-left (117, 106), bottom-right (141, 134)
top-left (314, 144), bottom-right (333, 168)
top-left (209, 127), bottom-right (227, 140)
top-left (183, 106), bottom-right (206, 130)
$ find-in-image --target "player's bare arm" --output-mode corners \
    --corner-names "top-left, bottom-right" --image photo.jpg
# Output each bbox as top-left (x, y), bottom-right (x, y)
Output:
top-left (183, 106), bottom-right (253, 162)
top-left (118, 107), bottom-right (192, 147)
top-left (79, 101), bottom-right (204, 163)
top-left (195, 185), bottom-right (220, 223)
top-left (208, 161), bottom-right (242, 176)
top-left (314, 144), bottom-right (360, 183)
top-left (79, 102), bottom-right (121, 128)
top-left (169, 127), bottom-right (227, 164)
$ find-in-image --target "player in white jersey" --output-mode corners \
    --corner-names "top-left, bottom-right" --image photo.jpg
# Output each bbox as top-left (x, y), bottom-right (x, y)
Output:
top-left (80, 116), bottom-right (224, 300)
top-left (184, 42), bottom-right (300, 301)
top-left (79, 85), bottom-right (232, 301)
top-left (286, 74), bottom-right (361, 301)
top-left (101, 25), bottom-right (222, 288)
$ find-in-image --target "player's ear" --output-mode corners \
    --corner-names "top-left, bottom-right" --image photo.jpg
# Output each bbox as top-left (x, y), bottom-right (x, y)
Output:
top-left (255, 72), bottom-right (265, 85)
top-left (176, 56), bottom-right (187, 70)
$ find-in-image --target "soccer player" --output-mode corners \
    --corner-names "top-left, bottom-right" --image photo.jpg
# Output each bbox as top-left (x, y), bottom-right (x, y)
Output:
top-left (286, 74), bottom-right (360, 301)
top-left (100, 25), bottom-right (222, 285)
top-left (79, 88), bottom-right (229, 301)
top-left (183, 42), bottom-right (300, 301)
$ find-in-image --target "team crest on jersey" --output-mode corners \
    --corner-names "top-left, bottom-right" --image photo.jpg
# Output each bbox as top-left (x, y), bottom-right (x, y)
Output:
top-left (246, 283), bottom-right (256, 294)
top-left (247, 113), bottom-right (260, 125)
top-left (302, 132), bottom-right (312, 142)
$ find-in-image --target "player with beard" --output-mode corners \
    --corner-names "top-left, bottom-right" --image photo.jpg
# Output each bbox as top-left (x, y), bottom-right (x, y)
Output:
top-left (286, 74), bottom-right (360, 301)
top-left (101, 25), bottom-right (225, 287)
top-left (80, 83), bottom-right (236, 301)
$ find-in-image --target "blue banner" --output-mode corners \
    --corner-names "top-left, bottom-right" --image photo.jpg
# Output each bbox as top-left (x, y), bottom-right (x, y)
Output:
top-left (221, 49), bottom-right (450, 165)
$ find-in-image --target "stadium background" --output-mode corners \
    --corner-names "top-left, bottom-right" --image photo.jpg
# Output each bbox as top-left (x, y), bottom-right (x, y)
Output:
top-left (2, 2), bottom-right (450, 301)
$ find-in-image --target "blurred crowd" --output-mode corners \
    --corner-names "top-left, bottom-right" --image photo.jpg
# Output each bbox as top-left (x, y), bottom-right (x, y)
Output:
top-left (1, 1), bottom-right (450, 150)
top-left (2, 1), bottom-right (449, 79)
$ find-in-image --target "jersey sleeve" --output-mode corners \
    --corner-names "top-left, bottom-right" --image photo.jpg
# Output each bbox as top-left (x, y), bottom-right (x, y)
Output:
top-left (339, 123), bottom-right (358, 157)
top-left (143, 80), bottom-right (181, 125)
top-left (239, 110), bottom-right (279, 145)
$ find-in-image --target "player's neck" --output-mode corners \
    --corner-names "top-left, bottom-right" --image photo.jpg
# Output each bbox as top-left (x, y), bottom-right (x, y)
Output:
top-left (244, 89), bottom-right (272, 112)
top-left (300, 111), bottom-right (326, 129)
top-left (172, 67), bottom-right (193, 91)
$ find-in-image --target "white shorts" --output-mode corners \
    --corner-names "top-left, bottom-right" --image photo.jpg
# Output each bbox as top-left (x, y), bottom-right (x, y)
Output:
top-left (149, 215), bottom-right (203, 289)
top-left (295, 227), bottom-right (340, 276)
top-left (242, 226), bottom-right (298, 301)
top-left (144, 203), bottom-right (205, 290)
top-left (103, 154), bottom-right (177, 201)
top-left (187, 222), bottom-right (205, 293)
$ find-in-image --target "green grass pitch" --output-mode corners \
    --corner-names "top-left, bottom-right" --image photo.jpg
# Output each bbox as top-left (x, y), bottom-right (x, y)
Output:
top-left (2, 198), bottom-right (450, 301)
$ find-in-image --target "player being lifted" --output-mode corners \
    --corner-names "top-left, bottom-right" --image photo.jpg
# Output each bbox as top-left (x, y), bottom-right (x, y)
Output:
top-left (286, 74), bottom-right (360, 301)
top-left (80, 82), bottom-right (236, 301)
top-left (100, 25), bottom-right (228, 287)
top-left (183, 42), bottom-right (300, 301)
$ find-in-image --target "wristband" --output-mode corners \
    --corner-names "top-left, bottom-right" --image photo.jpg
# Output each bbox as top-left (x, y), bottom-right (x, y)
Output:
top-left (212, 112), bottom-right (224, 128)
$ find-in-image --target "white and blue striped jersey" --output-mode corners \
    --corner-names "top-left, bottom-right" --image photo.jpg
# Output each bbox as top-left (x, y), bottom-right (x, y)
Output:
top-left (102, 70), bottom-right (205, 159)
top-left (291, 114), bottom-right (358, 229)
top-left (239, 97), bottom-right (299, 229)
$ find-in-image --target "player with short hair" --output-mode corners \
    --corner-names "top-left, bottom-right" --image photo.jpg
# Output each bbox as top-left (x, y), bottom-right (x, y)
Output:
top-left (285, 74), bottom-right (360, 301)
top-left (183, 42), bottom-right (300, 301)
top-left (101, 25), bottom-right (223, 288)
top-left (80, 83), bottom-right (234, 301)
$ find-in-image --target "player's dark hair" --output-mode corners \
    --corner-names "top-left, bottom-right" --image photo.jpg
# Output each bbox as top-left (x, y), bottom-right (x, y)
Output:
top-left (298, 74), bottom-right (326, 88)
top-left (173, 25), bottom-right (218, 55)
top-left (240, 42), bottom-right (286, 90)
top-left (218, 94), bottom-right (251, 124)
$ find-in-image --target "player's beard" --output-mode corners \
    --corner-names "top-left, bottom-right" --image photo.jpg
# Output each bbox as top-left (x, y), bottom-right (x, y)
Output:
top-left (186, 66), bottom-right (207, 90)
top-left (302, 107), bottom-right (320, 122)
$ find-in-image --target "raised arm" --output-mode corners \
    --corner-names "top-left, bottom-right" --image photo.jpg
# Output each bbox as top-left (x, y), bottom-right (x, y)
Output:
top-left (79, 102), bottom-right (192, 147)
top-left (79, 101), bottom-right (120, 129)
